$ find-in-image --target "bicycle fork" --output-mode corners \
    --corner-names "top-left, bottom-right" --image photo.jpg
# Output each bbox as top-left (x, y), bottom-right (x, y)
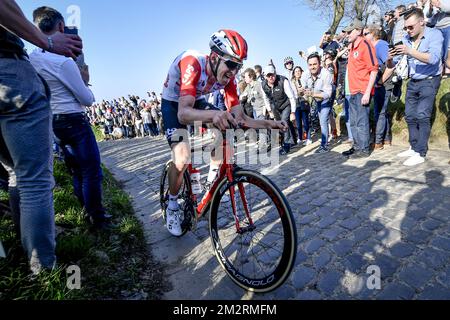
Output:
top-left (225, 166), bottom-right (255, 235)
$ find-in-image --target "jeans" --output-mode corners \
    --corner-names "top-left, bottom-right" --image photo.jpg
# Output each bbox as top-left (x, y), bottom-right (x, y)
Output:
top-left (373, 86), bottom-right (392, 144)
top-left (318, 102), bottom-right (331, 148)
top-left (344, 96), bottom-right (354, 141)
top-left (405, 77), bottom-right (441, 157)
top-left (349, 93), bottom-right (371, 153)
top-left (0, 58), bottom-right (56, 274)
top-left (295, 104), bottom-right (311, 142)
top-left (274, 106), bottom-right (294, 147)
top-left (53, 113), bottom-right (106, 223)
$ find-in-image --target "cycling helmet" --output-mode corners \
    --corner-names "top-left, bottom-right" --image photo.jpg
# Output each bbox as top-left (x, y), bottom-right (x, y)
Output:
top-left (210, 29), bottom-right (248, 63)
top-left (284, 56), bottom-right (294, 65)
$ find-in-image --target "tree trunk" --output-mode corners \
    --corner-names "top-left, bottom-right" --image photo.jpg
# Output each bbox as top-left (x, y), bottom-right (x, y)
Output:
top-left (354, 0), bottom-right (368, 20)
top-left (329, 0), bottom-right (346, 34)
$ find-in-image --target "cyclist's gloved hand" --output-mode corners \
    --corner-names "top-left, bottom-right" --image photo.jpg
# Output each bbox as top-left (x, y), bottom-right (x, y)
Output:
top-left (272, 120), bottom-right (289, 132)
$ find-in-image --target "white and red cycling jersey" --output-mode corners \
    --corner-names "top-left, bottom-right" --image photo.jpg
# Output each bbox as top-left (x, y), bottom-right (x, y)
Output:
top-left (162, 50), bottom-right (240, 111)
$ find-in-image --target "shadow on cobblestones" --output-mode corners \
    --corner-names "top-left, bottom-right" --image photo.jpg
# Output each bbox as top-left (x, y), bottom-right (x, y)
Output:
top-left (99, 137), bottom-right (450, 300)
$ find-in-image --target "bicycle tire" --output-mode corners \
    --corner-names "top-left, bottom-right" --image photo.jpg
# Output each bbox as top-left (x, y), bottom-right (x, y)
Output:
top-left (209, 169), bottom-right (297, 293)
top-left (160, 161), bottom-right (194, 237)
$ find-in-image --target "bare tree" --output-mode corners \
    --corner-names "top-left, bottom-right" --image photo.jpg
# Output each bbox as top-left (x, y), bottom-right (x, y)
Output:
top-left (302, 0), bottom-right (346, 34)
top-left (300, 0), bottom-right (393, 33)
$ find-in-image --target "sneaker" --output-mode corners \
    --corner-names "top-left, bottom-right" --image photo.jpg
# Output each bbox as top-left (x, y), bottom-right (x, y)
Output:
top-left (403, 153), bottom-right (425, 167)
top-left (342, 148), bottom-right (356, 157)
top-left (304, 139), bottom-right (313, 146)
top-left (315, 146), bottom-right (330, 154)
top-left (279, 144), bottom-right (290, 156)
top-left (297, 139), bottom-right (302, 145)
top-left (384, 140), bottom-right (392, 147)
top-left (397, 148), bottom-right (416, 158)
top-left (166, 208), bottom-right (183, 237)
top-left (350, 151), bottom-right (371, 159)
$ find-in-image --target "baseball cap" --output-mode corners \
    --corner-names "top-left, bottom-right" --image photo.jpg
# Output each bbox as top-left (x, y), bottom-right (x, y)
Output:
top-left (263, 65), bottom-right (276, 76)
top-left (343, 19), bottom-right (365, 33)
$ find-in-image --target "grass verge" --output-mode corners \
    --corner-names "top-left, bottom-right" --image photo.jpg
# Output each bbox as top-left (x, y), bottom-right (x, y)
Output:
top-left (0, 160), bottom-right (167, 300)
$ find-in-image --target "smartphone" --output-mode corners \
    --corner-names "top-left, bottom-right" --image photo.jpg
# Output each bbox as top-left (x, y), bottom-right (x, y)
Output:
top-left (64, 26), bottom-right (78, 35)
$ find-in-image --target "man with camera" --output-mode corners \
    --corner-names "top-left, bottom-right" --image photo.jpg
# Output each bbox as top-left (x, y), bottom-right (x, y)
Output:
top-left (0, 0), bottom-right (82, 275)
top-left (392, 8), bottom-right (444, 166)
top-left (29, 7), bottom-right (112, 230)
top-left (319, 30), bottom-right (340, 53)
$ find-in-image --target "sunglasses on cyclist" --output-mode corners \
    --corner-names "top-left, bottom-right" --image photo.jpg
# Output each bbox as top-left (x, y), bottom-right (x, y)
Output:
top-left (220, 57), bottom-right (243, 72)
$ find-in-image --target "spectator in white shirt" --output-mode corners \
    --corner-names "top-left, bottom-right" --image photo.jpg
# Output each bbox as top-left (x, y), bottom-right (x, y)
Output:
top-left (30, 6), bottom-right (112, 231)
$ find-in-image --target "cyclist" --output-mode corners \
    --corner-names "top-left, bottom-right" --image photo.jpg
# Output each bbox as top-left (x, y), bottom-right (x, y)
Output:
top-left (161, 29), bottom-right (287, 236)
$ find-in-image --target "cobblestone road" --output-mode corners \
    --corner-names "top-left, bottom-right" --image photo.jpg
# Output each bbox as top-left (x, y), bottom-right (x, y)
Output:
top-left (99, 136), bottom-right (450, 300)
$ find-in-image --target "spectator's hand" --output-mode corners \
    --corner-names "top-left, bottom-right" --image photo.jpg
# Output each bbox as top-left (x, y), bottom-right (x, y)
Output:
top-left (393, 44), bottom-right (410, 56)
top-left (362, 92), bottom-right (371, 106)
top-left (50, 32), bottom-right (83, 59)
top-left (80, 65), bottom-right (90, 86)
top-left (290, 113), bottom-right (296, 122)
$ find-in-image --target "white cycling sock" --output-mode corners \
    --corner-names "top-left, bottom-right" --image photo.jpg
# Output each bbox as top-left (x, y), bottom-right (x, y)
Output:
top-left (168, 194), bottom-right (179, 211)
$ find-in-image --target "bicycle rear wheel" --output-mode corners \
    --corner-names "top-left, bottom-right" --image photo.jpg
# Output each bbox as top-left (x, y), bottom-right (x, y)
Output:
top-left (209, 169), bottom-right (297, 293)
top-left (160, 161), bottom-right (194, 237)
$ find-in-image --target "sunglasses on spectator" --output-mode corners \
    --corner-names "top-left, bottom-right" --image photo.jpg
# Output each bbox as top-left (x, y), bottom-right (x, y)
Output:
top-left (403, 20), bottom-right (420, 31)
top-left (265, 73), bottom-right (276, 78)
top-left (219, 56), bottom-right (243, 72)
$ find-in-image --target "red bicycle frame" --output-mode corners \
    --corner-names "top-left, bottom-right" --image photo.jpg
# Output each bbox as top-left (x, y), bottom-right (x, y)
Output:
top-left (188, 133), bottom-right (254, 233)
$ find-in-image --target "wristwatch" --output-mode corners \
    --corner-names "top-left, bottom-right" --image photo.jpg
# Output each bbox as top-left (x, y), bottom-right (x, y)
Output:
top-left (47, 36), bottom-right (54, 51)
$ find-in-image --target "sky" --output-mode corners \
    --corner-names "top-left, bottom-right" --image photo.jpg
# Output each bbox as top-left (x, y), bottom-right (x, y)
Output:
top-left (18, 0), bottom-right (403, 102)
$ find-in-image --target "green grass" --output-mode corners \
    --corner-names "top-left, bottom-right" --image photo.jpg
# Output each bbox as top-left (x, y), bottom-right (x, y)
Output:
top-left (92, 125), bottom-right (106, 142)
top-left (389, 77), bottom-right (450, 148)
top-left (0, 159), bottom-right (165, 300)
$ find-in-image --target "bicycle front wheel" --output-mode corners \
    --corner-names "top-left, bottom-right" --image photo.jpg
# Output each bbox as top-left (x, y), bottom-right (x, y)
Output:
top-left (209, 169), bottom-right (297, 293)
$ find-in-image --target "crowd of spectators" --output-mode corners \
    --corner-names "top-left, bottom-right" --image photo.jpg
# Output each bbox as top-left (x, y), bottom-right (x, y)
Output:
top-left (232, 0), bottom-right (449, 163)
top-left (86, 92), bottom-right (164, 140)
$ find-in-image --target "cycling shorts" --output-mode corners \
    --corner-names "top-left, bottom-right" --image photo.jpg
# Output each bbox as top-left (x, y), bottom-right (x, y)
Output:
top-left (161, 98), bottom-right (220, 146)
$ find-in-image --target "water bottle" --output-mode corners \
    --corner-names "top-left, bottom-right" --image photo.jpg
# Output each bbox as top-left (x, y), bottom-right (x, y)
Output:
top-left (190, 168), bottom-right (203, 196)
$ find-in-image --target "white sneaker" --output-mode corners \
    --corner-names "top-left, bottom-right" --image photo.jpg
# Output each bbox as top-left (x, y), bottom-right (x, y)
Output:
top-left (304, 139), bottom-right (312, 146)
top-left (297, 139), bottom-right (302, 145)
top-left (397, 148), bottom-right (415, 158)
top-left (403, 153), bottom-right (425, 167)
top-left (166, 208), bottom-right (183, 237)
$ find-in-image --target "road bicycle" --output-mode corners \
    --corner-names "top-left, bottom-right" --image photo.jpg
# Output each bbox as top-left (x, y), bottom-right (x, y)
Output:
top-left (160, 128), bottom-right (297, 293)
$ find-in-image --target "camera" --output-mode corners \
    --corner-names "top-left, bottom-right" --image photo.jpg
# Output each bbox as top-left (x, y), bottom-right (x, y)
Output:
top-left (342, 39), bottom-right (350, 47)
top-left (64, 26), bottom-right (78, 35)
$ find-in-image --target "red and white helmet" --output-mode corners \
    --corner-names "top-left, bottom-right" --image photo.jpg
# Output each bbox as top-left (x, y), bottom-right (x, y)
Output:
top-left (209, 29), bottom-right (248, 63)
